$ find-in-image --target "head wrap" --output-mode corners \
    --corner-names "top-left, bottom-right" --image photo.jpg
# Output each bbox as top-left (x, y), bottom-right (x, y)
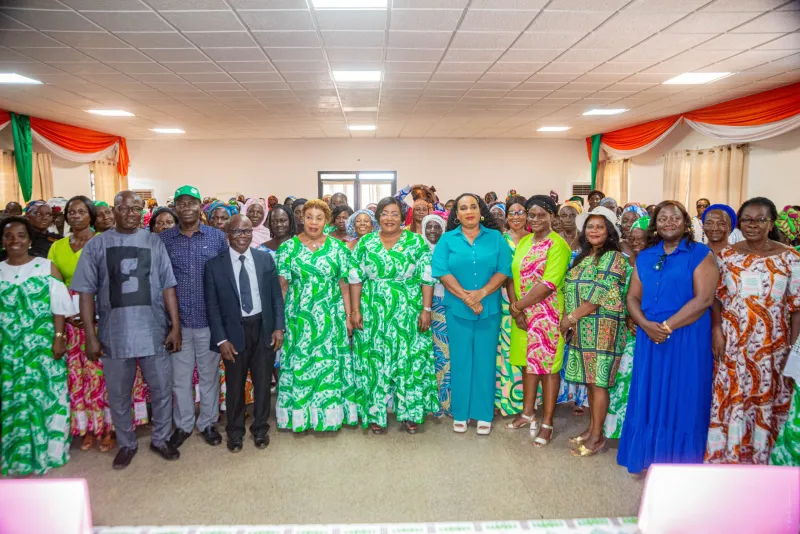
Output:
top-left (559, 200), bottom-right (583, 215)
top-left (207, 200), bottom-right (238, 218)
top-left (25, 200), bottom-right (47, 213)
top-left (505, 190), bottom-right (518, 203)
top-left (267, 195), bottom-right (278, 210)
top-left (630, 216), bottom-right (650, 232)
top-left (94, 201), bottom-right (109, 208)
top-left (244, 197), bottom-right (270, 247)
top-left (702, 204), bottom-right (738, 233)
top-left (405, 198), bottom-right (433, 227)
top-left (421, 214), bottom-right (446, 251)
top-left (599, 196), bottom-right (618, 209)
top-left (47, 197), bottom-right (67, 211)
top-left (291, 198), bottom-right (308, 214)
top-left (576, 206), bottom-right (622, 238)
top-left (146, 198), bottom-right (158, 210)
top-left (775, 208), bottom-right (799, 241)
top-left (490, 202), bottom-right (506, 214)
top-left (569, 195), bottom-right (585, 207)
top-left (526, 194), bottom-right (558, 215)
top-left (622, 205), bottom-right (647, 219)
top-left (345, 209), bottom-right (379, 238)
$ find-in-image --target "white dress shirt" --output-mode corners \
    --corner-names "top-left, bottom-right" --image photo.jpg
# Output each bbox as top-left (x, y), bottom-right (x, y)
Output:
top-left (230, 246), bottom-right (262, 317)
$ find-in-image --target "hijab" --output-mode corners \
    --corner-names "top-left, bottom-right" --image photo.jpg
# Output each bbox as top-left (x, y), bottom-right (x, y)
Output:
top-left (422, 214), bottom-right (446, 251)
top-left (346, 209), bottom-right (379, 238)
top-left (244, 197), bottom-right (270, 247)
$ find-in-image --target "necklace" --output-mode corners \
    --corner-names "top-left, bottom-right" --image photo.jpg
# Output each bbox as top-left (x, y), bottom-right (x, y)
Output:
top-left (304, 235), bottom-right (325, 250)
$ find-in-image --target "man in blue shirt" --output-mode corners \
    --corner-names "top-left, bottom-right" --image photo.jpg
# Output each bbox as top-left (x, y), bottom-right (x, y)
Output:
top-left (160, 185), bottom-right (228, 449)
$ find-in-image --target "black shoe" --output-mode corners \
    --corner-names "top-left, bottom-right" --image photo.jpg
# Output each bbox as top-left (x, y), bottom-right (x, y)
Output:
top-left (227, 438), bottom-right (243, 453)
top-left (112, 447), bottom-right (137, 470)
top-left (168, 428), bottom-right (191, 449)
top-left (253, 434), bottom-right (270, 450)
top-left (202, 425), bottom-right (222, 446)
top-left (150, 442), bottom-right (180, 461)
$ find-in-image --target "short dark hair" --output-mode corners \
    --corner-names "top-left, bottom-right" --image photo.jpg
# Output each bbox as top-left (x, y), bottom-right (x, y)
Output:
top-left (266, 204), bottom-right (296, 237)
top-left (149, 207), bottom-right (178, 233)
top-left (697, 198), bottom-right (710, 205)
top-left (648, 200), bottom-right (695, 247)
top-left (331, 205), bottom-right (354, 222)
top-left (446, 193), bottom-right (502, 232)
top-left (738, 196), bottom-right (780, 241)
top-left (588, 190), bottom-right (605, 199)
top-left (505, 195), bottom-right (527, 213)
top-left (375, 196), bottom-right (404, 222)
top-left (65, 195), bottom-right (97, 227)
top-left (1, 216), bottom-right (35, 242)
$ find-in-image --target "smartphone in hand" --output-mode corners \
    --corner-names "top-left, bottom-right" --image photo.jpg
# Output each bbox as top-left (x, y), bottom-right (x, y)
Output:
top-left (564, 328), bottom-right (574, 345)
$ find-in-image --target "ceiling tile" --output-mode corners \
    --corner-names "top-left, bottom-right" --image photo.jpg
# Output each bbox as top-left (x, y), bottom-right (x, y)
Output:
top-left (539, 61), bottom-right (599, 73)
top-left (218, 61), bottom-right (276, 73)
top-left (162, 61), bottom-right (223, 73)
top-left (384, 61), bottom-right (438, 72)
top-left (265, 47), bottom-right (326, 61)
top-left (437, 61), bottom-right (493, 72)
top-left (391, 8), bottom-right (462, 31)
top-left (613, 46), bottom-right (678, 63)
top-left (444, 48), bottom-right (504, 61)
top-left (547, 0), bottom-right (628, 7)
top-left (82, 48), bottom-right (154, 62)
top-left (557, 48), bottom-right (619, 62)
top-left (43, 31), bottom-right (130, 49)
top-left (144, 48), bottom-right (208, 62)
top-left (82, 11), bottom-right (173, 32)
top-left (0, 47), bottom-right (38, 62)
top-left (702, 49), bottom-right (798, 71)
top-left (106, 62), bottom-right (170, 73)
top-left (529, 10), bottom-right (613, 32)
top-left (230, 72), bottom-right (284, 82)
top-left (0, 30), bottom-right (64, 47)
top-left (638, 32), bottom-right (717, 50)
top-left (500, 48), bottom-right (563, 61)
top-left (591, 61), bottom-right (653, 73)
top-left (386, 48), bottom-right (444, 61)
top-left (389, 31), bottom-right (452, 48)
top-left (696, 32), bottom-right (785, 50)
top-left (732, 12), bottom-right (800, 33)
top-left (321, 30), bottom-right (384, 48)
top-left (16, 47), bottom-right (94, 62)
top-left (665, 12), bottom-right (760, 33)
top-left (1, 8), bottom-right (99, 31)
top-left (115, 31), bottom-right (194, 48)
top-left (238, 10), bottom-right (313, 31)
top-left (625, 0), bottom-right (714, 12)
top-left (488, 61), bottom-right (545, 72)
top-left (758, 32), bottom-right (800, 50)
top-left (513, 31), bottom-right (584, 49)
top-left (460, 9), bottom-right (538, 31)
top-left (184, 31), bottom-right (257, 48)
top-left (430, 71), bottom-right (482, 81)
top-left (316, 9), bottom-right (386, 31)
top-left (203, 47), bottom-right (265, 61)
top-left (160, 10), bottom-right (244, 31)
top-left (449, 31), bottom-right (518, 49)
top-left (181, 72), bottom-right (234, 83)
top-left (470, 0), bottom-right (547, 8)
top-left (703, 0), bottom-right (791, 10)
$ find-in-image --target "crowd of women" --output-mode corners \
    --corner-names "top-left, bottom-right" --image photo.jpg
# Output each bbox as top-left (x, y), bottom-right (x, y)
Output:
top-left (1, 185), bottom-right (799, 478)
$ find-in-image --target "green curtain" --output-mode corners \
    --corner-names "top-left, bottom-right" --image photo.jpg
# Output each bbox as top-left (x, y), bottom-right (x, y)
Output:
top-left (590, 134), bottom-right (602, 190)
top-left (11, 113), bottom-right (32, 202)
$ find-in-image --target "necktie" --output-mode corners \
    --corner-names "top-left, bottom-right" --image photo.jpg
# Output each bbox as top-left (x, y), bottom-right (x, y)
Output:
top-left (238, 255), bottom-right (253, 314)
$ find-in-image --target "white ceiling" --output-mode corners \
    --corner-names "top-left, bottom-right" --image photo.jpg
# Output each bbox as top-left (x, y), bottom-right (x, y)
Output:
top-left (0, 0), bottom-right (798, 140)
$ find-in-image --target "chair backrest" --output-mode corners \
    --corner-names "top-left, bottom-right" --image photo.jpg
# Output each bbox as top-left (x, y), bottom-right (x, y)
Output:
top-left (639, 464), bottom-right (800, 534)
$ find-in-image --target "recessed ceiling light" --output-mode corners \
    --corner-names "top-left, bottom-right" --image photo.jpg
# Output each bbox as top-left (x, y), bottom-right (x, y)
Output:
top-left (343, 106), bottom-right (378, 112)
top-left (87, 109), bottom-right (134, 117)
top-left (583, 108), bottom-right (628, 116)
top-left (333, 70), bottom-right (382, 82)
top-left (349, 125), bottom-right (376, 131)
top-left (0, 73), bottom-right (42, 84)
top-left (150, 128), bottom-right (185, 134)
top-left (313, 0), bottom-right (387, 8)
top-left (663, 72), bottom-right (733, 85)
top-left (537, 126), bottom-right (571, 132)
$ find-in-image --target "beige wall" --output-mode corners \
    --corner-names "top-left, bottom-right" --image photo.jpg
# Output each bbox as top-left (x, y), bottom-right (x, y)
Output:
top-left (123, 138), bottom-right (591, 206)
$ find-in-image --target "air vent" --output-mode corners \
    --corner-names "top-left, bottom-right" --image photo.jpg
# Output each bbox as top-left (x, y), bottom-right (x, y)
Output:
top-left (132, 189), bottom-right (153, 200)
top-left (572, 183), bottom-right (592, 196)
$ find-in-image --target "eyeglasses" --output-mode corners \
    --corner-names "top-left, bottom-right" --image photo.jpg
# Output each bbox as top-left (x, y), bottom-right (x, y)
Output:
top-left (739, 217), bottom-right (772, 225)
top-left (654, 253), bottom-right (667, 271)
top-left (229, 229), bottom-right (253, 236)
top-left (115, 205), bottom-right (143, 215)
top-left (508, 210), bottom-right (526, 217)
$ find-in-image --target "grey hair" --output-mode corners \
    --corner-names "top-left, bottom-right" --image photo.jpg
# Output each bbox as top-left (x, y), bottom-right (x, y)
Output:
top-left (114, 190), bottom-right (141, 206)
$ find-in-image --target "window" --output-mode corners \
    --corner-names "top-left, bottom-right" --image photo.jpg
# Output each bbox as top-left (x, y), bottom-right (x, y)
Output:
top-left (318, 171), bottom-right (396, 210)
top-left (90, 170), bottom-right (95, 201)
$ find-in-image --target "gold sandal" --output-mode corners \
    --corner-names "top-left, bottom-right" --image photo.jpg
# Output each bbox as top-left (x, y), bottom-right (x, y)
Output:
top-left (568, 434), bottom-right (587, 446)
top-left (570, 441), bottom-right (608, 457)
top-left (505, 413), bottom-right (536, 430)
top-left (532, 423), bottom-right (553, 448)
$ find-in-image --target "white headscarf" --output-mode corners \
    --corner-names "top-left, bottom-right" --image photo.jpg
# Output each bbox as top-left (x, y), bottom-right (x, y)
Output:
top-left (421, 214), bottom-right (446, 251)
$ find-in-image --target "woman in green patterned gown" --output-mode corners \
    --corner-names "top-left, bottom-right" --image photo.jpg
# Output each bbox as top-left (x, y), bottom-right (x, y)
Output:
top-left (350, 197), bottom-right (440, 434)
top-left (1, 217), bottom-right (74, 476)
top-left (561, 207), bottom-right (628, 457)
top-left (275, 200), bottom-right (359, 432)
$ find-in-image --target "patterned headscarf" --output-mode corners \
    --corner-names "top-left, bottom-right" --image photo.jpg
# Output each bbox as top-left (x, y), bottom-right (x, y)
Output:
top-left (776, 207), bottom-right (799, 241)
top-left (489, 202), bottom-right (506, 214)
top-left (346, 209), bottom-right (379, 238)
top-left (146, 198), bottom-right (158, 210)
top-left (631, 216), bottom-right (650, 232)
top-left (267, 195), bottom-right (278, 211)
top-left (405, 198), bottom-right (433, 227)
top-left (206, 200), bottom-right (239, 218)
top-left (25, 200), bottom-right (47, 213)
top-left (421, 214), bottom-right (446, 251)
top-left (559, 200), bottom-right (583, 215)
top-left (622, 205), bottom-right (647, 219)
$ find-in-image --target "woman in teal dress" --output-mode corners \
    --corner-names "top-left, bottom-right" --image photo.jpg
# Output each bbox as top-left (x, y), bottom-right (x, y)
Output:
top-left (350, 197), bottom-right (439, 434)
top-left (1, 217), bottom-right (74, 476)
top-left (496, 195), bottom-right (529, 417)
top-left (275, 199), bottom-right (358, 432)
top-left (562, 207), bottom-right (628, 456)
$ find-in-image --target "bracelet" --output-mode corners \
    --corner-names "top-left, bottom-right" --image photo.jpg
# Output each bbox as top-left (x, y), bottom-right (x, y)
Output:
top-left (55, 332), bottom-right (65, 339)
top-left (423, 307), bottom-right (432, 312)
top-left (568, 313), bottom-right (578, 325)
top-left (661, 321), bottom-right (673, 333)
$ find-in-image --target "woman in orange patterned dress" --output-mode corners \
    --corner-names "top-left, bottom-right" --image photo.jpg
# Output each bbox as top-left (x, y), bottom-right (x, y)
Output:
top-left (706, 197), bottom-right (800, 464)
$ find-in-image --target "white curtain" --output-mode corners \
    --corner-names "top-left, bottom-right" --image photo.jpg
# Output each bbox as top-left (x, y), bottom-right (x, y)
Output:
top-left (684, 115), bottom-right (800, 143)
top-left (662, 144), bottom-right (747, 208)
top-left (598, 158), bottom-right (630, 206)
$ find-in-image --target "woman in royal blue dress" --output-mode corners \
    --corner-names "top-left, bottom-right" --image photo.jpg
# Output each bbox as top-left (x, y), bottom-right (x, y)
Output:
top-left (617, 201), bottom-right (719, 475)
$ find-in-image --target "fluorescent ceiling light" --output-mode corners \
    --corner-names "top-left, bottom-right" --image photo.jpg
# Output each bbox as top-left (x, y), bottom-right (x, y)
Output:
top-left (150, 128), bottom-right (185, 134)
top-left (343, 106), bottom-right (378, 112)
top-left (583, 108), bottom-right (628, 116)
top-left (663, 72), bottom-right (732, 85)
top-left (333, 70), bottom-right (382, 82)
top-left (537, 126), bottom-right (571, 132)
top-left (349, 125), bottom-right (376, 131)
top-left (0, 73), bottom-right (42, 84)
top-left (313, 0), bottom-right (387, 8)
top-left (87, 109), bottom-right (134, 117)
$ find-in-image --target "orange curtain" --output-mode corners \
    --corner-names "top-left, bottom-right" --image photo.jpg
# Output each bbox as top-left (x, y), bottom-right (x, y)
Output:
top-left (684, 82), bottom-right (800, 126)
top-left (602, 115), bottom-right (682, 153)
top-left (29, 117), bottom-right (129, 176)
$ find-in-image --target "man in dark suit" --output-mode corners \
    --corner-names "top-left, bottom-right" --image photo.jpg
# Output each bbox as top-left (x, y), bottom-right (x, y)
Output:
top-left (204, 214), bottom-right (285, 452)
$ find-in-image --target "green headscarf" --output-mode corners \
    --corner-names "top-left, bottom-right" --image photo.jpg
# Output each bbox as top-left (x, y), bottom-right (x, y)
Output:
top-left (631, 216), bottom-right (650, 232)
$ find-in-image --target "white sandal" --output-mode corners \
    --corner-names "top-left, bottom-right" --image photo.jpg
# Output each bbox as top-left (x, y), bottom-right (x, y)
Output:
top-left (476, 421), bottom-right (492, 435)
top-left (505, 413), bottom-right (536, 430)
top-left (453, 420), bottom-right (468, 433)
top-left (532, 423), bottom-right (554, 447)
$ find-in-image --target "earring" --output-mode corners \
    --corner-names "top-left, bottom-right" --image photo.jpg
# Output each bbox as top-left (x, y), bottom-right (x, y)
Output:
top-left (480, 216), bottom-right (485, 221)
top-left (455, 218), bottom-right (461, 225)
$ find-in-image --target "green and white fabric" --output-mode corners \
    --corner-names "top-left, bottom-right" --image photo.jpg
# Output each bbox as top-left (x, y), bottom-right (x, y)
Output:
top-left (349, 231), bottom-right (440, 426)
top-left (275, 236), bottom-right (359, 432)
top-left (0, 258), bottom-right (75, 476)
